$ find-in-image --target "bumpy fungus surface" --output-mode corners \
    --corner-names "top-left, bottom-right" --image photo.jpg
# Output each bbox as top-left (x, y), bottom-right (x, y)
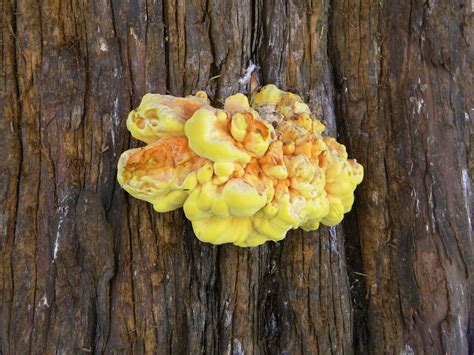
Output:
top-left (118, 85), bottom-right (363, 246)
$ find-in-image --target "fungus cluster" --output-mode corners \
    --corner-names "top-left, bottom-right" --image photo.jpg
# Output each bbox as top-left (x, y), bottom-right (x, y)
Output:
top-left (117, 85), bottom-right (363, 246)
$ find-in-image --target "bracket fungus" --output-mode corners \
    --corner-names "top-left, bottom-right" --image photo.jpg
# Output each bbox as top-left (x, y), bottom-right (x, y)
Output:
top-left (118, 85), bottom-right (363, 247)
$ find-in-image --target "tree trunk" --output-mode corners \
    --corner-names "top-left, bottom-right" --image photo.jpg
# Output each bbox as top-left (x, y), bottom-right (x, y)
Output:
top-left (330, 1), bottom-right (472, 353)
top-left (0, 0), bottom-right (470, 354)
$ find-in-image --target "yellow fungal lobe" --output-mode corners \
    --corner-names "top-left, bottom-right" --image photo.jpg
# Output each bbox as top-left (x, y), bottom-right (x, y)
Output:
top-left (184, 108), bottom-right (251, 163)
top-left (118, 86), bottom-right (364, 247)
top-left (117, 137), bottom-right (205, 212)
top-left (126, 93), bottom-right (207, 144)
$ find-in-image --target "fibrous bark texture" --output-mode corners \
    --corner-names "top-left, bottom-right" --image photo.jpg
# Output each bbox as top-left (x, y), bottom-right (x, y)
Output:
top-left (0, 0), bottom-right (471, 354)
top-left (331, 1), bottom-right (472, 353)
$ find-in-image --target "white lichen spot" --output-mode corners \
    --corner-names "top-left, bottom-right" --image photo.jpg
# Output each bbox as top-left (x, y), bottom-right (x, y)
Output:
top-left (110, 96), bottom-right (120, 153)
top-left (233, 339), bottom-right (244, 355)
top-left (53, 194), bottom-right (71, 262)
top-left (99, 38), bottom-right (108, 52)
top-left (402, 344), bottom-right (415, 355)
top-left (70, 104), bottom-right (83, 130)
top-left (130, 27), bottom-right (138, 40)
top-left (224, 309), bottom-right (233, 328)
top-left (411, 189), bottom-right (420, 216)
top-left (374, 40), bottom-right (380, 55)
top-left (371, 191), bottom-right (379, 203)
top-left (39, 296), bottom-right (49, 309)
top-left (427, 136), bottom-right (435, 146)
top-left (239, 62), bottom-right (257, 85)
top-left (461, 169), bottom-right (471, 226)
top-left (428, 187), bottom-right (437, 228)
top-left (292, 49), bottom-right (304, 61)
top-left (54, 207), bottom-right (67, 261)
top-left (416, 98), bottom-right (424, 114)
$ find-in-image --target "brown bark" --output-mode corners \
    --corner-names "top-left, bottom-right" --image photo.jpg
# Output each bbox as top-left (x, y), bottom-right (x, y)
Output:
top-left (330, 0), bottom-right (472, 353)
top-left (0, 0), bottom-right (471, 354)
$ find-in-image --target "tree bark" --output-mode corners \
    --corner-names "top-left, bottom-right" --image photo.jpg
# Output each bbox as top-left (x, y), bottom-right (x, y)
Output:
top-left (0, 0), bottom-right (471, 354)
top-left (330, 1), bottom-right (472, 353)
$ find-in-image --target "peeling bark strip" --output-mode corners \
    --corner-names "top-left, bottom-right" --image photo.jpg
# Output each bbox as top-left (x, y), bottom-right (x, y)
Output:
top-left (0, 1), bottom-right (470, 355)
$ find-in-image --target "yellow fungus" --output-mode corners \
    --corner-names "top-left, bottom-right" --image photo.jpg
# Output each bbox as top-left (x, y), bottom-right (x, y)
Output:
top-left (126, 93), bottom-right (207, 144)
top-left (118, 86), bottom-right (363, 247)
top-left (213, 162), bottom-right (235, 177)
top-left (230, 113), bottom-right (248, 142)
top-left (184, 108), bottom-right (251, 163)
top-left (224, 93), bottom-right (251, 115)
